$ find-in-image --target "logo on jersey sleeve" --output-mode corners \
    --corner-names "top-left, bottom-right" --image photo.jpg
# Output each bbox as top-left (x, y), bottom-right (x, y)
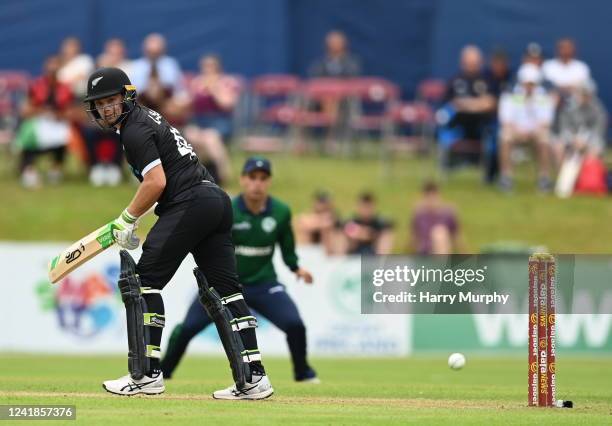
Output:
top-left (261, 217), bottom-right (277, 233)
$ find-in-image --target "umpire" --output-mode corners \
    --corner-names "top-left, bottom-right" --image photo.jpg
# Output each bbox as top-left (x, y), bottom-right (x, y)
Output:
top-left (161, 157), bottom-right (319, 383)
top-left (83, 67), bottom-right (272, 399)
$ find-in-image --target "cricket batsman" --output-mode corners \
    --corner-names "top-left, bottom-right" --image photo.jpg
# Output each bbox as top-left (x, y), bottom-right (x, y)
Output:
top-left (161, 157), bottom-right (319, 383)
top-left (83, 67), bottom-right (273, 399)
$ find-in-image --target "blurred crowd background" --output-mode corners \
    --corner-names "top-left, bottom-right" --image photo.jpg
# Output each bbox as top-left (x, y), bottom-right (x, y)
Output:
top-left (0, 0), bottom-right (610, 255)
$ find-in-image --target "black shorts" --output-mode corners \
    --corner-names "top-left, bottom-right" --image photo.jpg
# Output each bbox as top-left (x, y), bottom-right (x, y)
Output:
top-left (136, 182), bottom-right (240, 296)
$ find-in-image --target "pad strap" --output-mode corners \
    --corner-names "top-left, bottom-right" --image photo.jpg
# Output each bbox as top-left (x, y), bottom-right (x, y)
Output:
top-left (241, 349), bottom-right (262, 363)
top-left (143, 313), bottom-right (165, 328)
top-left (231, 316), bottom-right (258, 331)
top-left (222, 293), bottom-right (244, 304)
top-left (146, 345), bottom-right (161, 359)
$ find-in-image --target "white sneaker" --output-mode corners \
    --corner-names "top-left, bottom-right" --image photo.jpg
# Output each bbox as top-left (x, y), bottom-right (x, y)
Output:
top-left (105, 164), bottom-right (122, 186)
top-left (89, 165), bottom-right (105, 187)
top-left (21, 168), bottom-right (40, 189)
top-left (102, 373), bottom-right (165, 396)
top-left (212, 374), bottom-right (274, 400)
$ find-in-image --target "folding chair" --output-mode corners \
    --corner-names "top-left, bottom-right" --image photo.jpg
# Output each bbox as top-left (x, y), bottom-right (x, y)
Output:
top-left (0, 71), bottom-right (30, 148)
top-left (345, 77), bottom-right (399, 154)
top-left (291, 78), bottom-right (351, 153)
top-left (243, 74), bottom-right (301, 152)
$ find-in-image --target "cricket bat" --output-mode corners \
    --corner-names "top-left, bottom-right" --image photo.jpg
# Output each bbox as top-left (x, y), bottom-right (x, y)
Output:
top-left (48, 205), bottom-right (155, 284)
top-left (555, 152), bottom-right (583, 198)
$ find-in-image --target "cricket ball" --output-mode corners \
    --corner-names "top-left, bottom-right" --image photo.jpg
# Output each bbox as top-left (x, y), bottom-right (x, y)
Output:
top-left (448, 353), bottom-right (466, 370)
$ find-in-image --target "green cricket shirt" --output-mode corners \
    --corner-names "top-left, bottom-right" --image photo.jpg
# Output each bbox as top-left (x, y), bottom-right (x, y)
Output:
top-left (232, 195), bottom-right (299, 285)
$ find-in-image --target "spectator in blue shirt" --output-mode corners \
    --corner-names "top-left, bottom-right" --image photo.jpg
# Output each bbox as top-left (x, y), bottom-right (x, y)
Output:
top-left (130, 33), bottom-right (189, 123)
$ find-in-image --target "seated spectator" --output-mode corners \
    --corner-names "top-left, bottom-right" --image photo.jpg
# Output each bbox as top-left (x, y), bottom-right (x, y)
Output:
top-left (515, 43), bottom-right (546, 92)
top-left (410, 181), bottom-right (461, 255)
top-left (97, 38), bottom-right (132, 75)
top-left (340, 192), bottom-right (393, 255)
top-left (14, 56), bottom-right (73, 188)
top-left (57, 37), bottom-right (94, 99)
top-left (309, 30), bottom-right (361, 78)
top-left (483, 48), bottom-right (513, 183)
top-left (553, 79), bottom-right (607, 165)
top-left (486, 48), bottom-right (512, 97)
top-left (542, 38), bottom-right (591, 93)
top-left (183, 54), bottom-right (240, 185)
top-left (543, 39), bottom-right (593, 170)
top-left (190, 54), bottom-right (240, 138)
top-left (130, 33), bottom-right (182, 99)
top-left (130, 33), bottom-right (189, 123)
top-left (438, 45), bottom-right (496, 167)
top-left (498, 64), bottom-right (555, 192)
top-left (295, 191), bottom-right (342, 254)
top-left (308, 30), bottom-right (361, 144)
top-left (446, 45), bottom-right (496, 139)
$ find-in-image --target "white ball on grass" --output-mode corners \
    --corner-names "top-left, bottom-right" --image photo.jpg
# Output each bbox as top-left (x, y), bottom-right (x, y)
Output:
top-left (448, 352), bottom-right (466, 370)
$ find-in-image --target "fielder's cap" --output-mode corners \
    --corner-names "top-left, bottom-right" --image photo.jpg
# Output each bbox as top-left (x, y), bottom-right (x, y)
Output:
top-left (242, 156), bottom-right (272, 176)
top-left (518, 63), bottom-right (542, 84)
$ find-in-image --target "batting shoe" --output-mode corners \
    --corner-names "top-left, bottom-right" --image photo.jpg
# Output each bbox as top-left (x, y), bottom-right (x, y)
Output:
top-left (102, 373), bottom-right (165, 396)
top-left (212, 374), bottom-right (274, 400)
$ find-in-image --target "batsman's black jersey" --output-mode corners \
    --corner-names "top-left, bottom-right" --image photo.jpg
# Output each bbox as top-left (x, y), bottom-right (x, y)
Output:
top-left (119, 104), bottom-right (214, 211)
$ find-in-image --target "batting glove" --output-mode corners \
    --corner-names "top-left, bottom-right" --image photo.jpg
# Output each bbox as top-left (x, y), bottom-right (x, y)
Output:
top-left (112, 209), bottom-right (140, 250)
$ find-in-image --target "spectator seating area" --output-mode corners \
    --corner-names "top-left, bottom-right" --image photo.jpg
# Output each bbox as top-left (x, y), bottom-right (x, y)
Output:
top-left (0, 71), bottom-right (30, 147)
top-left (1, 35), bottom-right (609, 198)
top-left (241, 75), bottom-right (435, 155)
top-left (0, 70), bottom-right (438, 156)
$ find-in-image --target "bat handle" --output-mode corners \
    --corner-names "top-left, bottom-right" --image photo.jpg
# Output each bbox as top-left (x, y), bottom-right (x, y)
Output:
top-left (142, 203), bottom-right (157, 218)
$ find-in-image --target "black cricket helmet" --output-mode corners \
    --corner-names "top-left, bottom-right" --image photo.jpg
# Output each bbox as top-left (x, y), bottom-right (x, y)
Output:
top-left (84, 67), bottom-right (137, 129)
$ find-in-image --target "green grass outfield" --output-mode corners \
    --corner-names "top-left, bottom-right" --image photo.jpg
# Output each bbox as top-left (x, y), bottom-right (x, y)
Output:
top-left (1, 150), bottom-right (612, 252)
top-left (0, 355), bottom-right (610, 425)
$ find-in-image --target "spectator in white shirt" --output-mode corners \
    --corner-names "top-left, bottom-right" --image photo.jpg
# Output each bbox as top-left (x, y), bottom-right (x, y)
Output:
top-left (542, 38), bottom-right (591, 92)
top-left (498, 64), bottom-right (555, 192)
top-left (57, 37), bottom-right (95, 99)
